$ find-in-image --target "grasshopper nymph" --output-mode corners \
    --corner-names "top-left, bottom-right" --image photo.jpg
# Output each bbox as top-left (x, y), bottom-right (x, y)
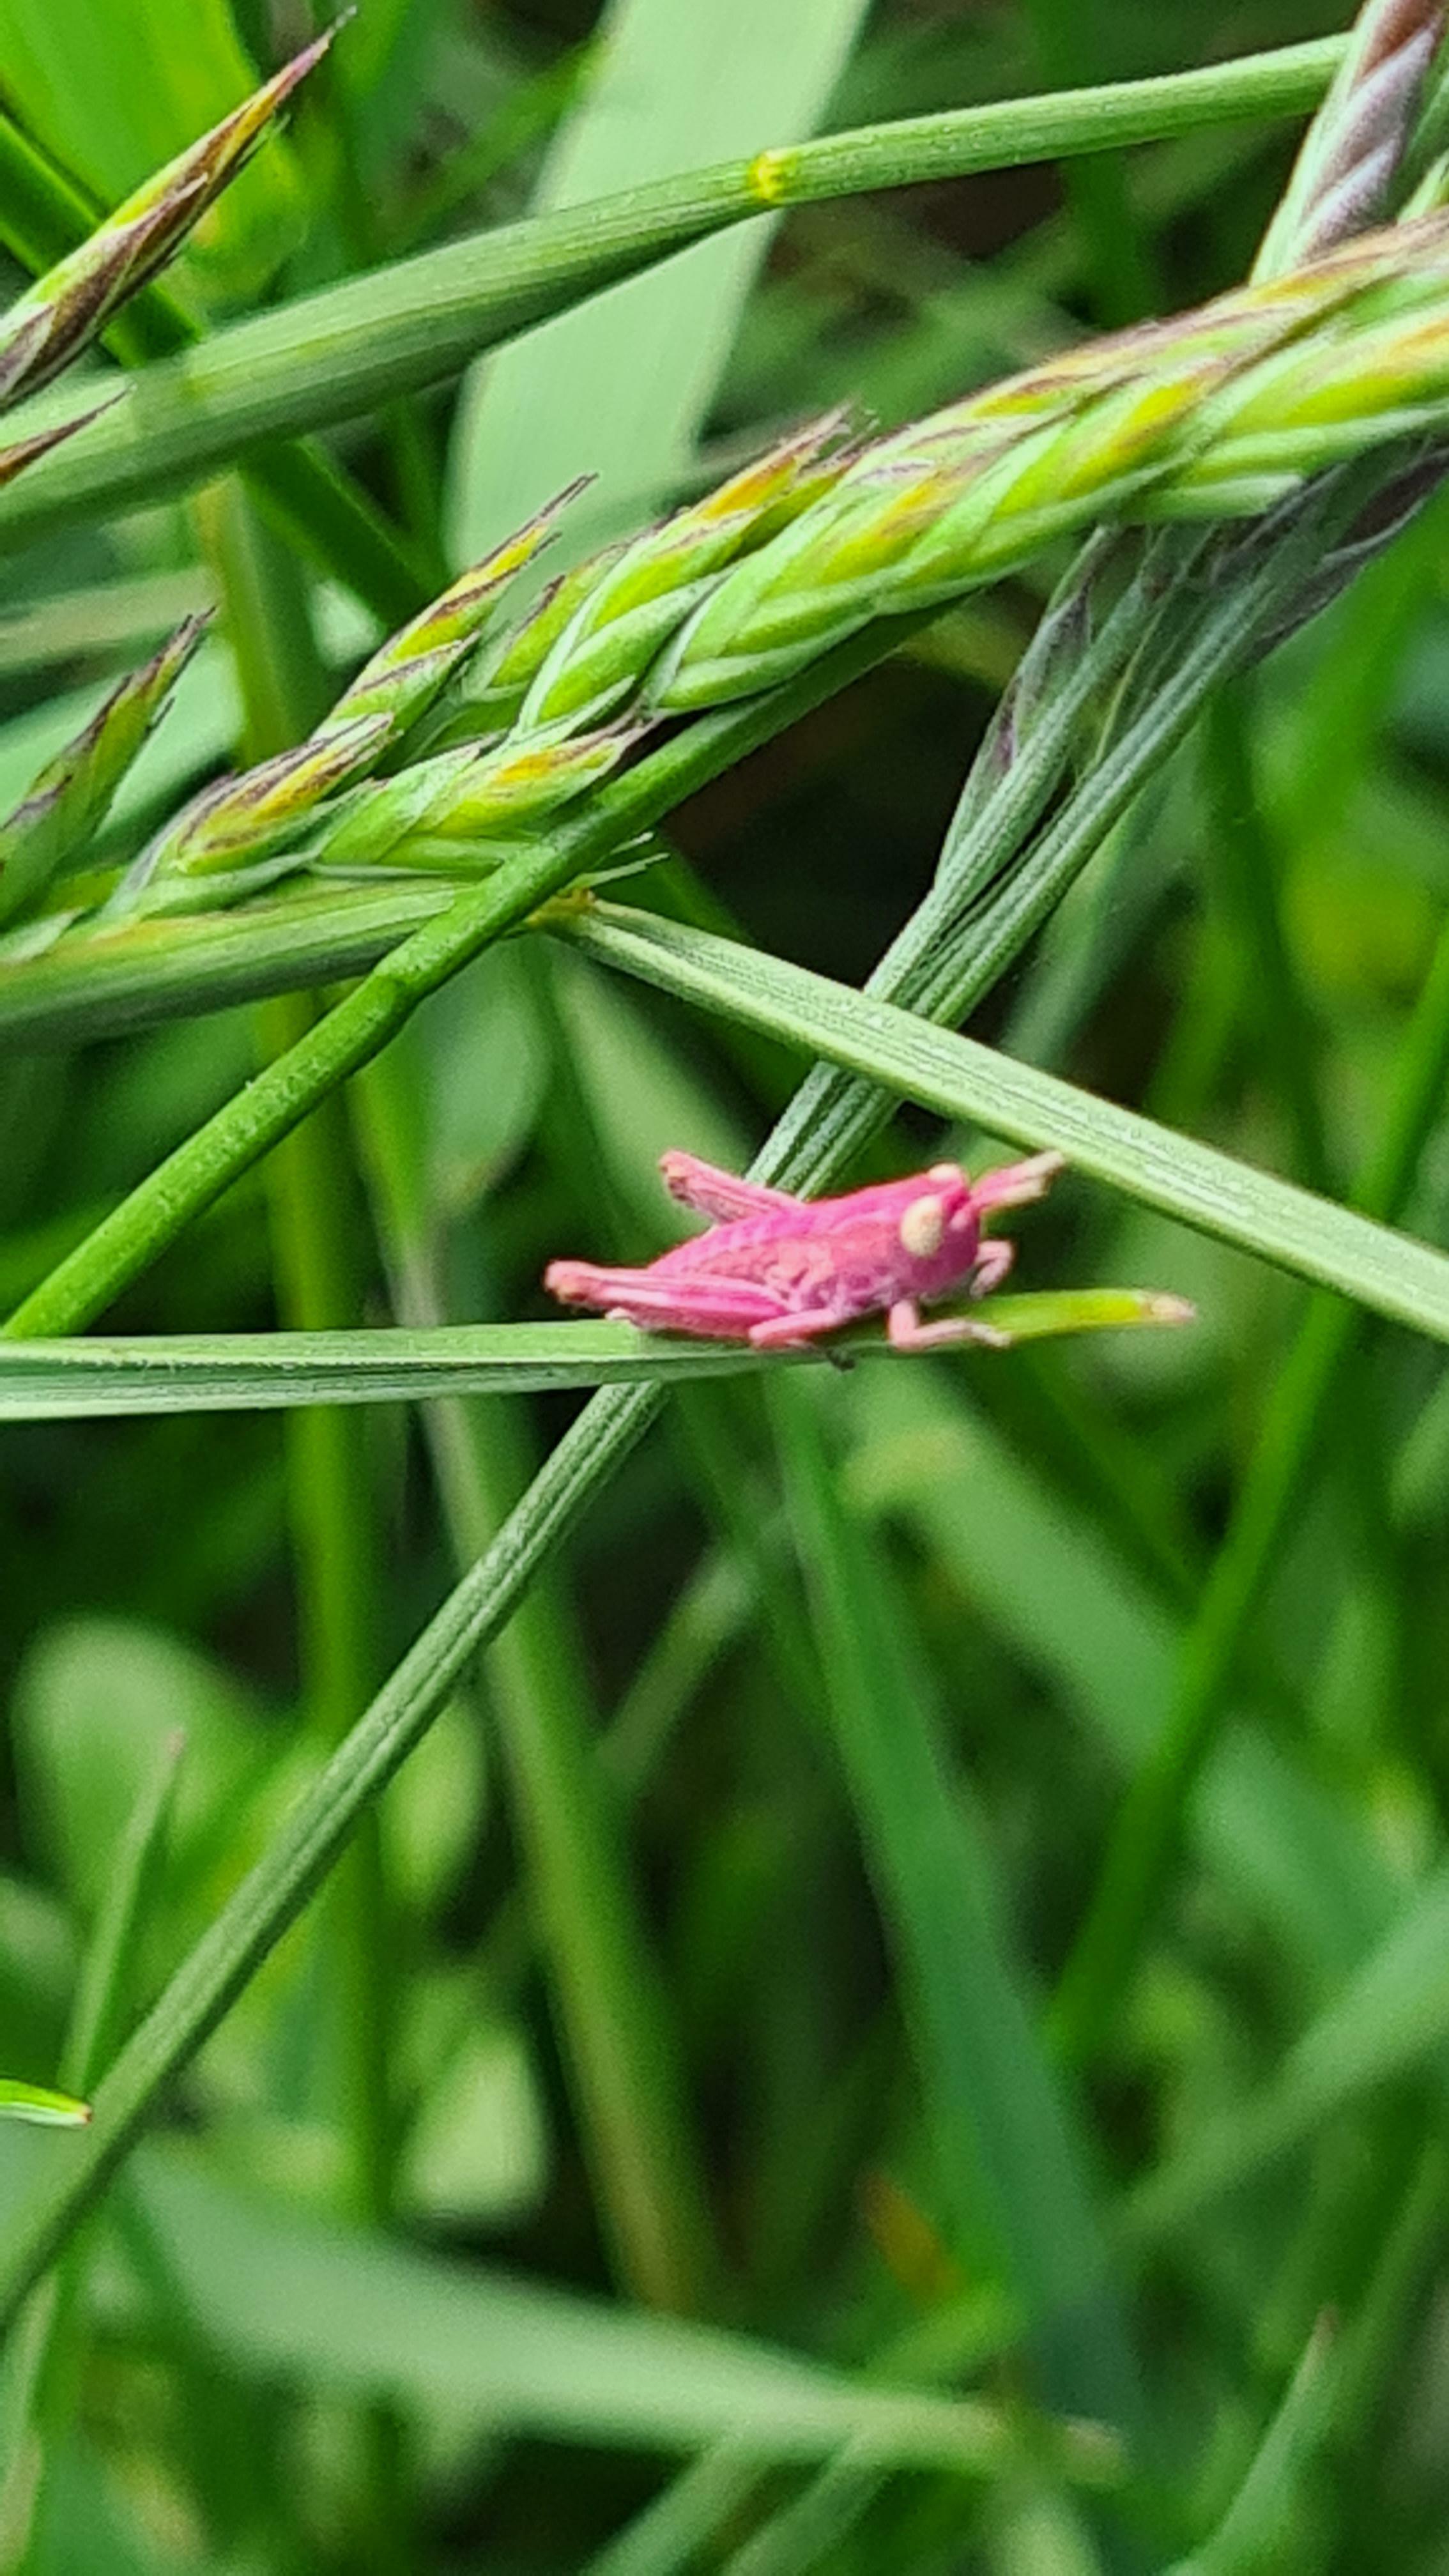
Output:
top-left (544, 1148), bottom-right (1064, 1351)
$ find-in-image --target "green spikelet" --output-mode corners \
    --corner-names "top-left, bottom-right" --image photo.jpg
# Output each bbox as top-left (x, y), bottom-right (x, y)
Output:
top-left (652, 213), bottom-right (1449, 710)
top-left (0, 614), bottom-right (208, 927)
top-left (0, 34), bottom-right (332, 414)
top-left (1254, 0), bottom-right (1445, 276)
top-left (0, 401), bottom-right (110, 493)
top-left (150, 714), bottom-right (394, 881)
top-left (141, 497), bottom-right (580, 896)
top-left (312, 728), bottom-right (642, 875)
top-left (318, 487), bottom-right (583, 747)
top-left (514, 415), bottom-right (853, 734)
top-left (457, 539), bottom-right (633, 739)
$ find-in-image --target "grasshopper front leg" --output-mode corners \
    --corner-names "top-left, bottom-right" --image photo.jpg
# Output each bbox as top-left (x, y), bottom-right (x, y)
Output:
top-left (887, 1301), bottom-right (1013, 1352)
top-left (885, 1238), bottom-right (1017, 1351)
top-left (969, 1151), bottom-right (1066, 1218)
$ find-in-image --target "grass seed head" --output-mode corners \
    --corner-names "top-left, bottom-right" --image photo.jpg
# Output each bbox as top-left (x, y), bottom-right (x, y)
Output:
top-left (0, 33), bottom-right (334, 413)
top-left (0, 613), bottom-right (209, 927)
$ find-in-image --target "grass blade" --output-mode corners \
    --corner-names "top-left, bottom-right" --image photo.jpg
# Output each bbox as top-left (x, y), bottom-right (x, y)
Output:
top-left (358, 1040), bottom-right (720, 2315)
top-left (0, 1737), bottom-right (182, 2563)
top-left (0, 2085), bottom-right (88, 2130)
top-left (0, 1296), bottom-right (1189, 1419)
top-left (0, 42), bottom-right (1347, 553)
top-left (448, 0), bottom-right (870, 564)
top-left (1126, 1864), bottom-right (1449, 2242)
top-left (774, 1374), bottom-right (1135, 2424)
top-left (1167, 2317), bottom-right (1339, 2576)
top-left (1050, 899), bottom-right (1449, 2066)
top-left (114, 2147), bottom-right (1108, 2480)
top-left (554, 903), bottom-right (1449, 1344)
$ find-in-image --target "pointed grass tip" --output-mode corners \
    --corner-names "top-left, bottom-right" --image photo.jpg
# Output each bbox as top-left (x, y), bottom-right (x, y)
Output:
top-left (268, 19), bottom-right (350, 106)
top-left (0, 397), bottom-right (121, 487)
top-left (0, 2078), bottom-right (92, 2129)
top-left (1143, 1293), bottom-right (1196, 1326)
top-left (151, 22), bottom-right (344, 210)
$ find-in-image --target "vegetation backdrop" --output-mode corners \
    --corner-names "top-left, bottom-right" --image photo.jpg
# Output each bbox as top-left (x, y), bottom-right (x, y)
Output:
top-left (1, 1), bottom-right (1449, 2569)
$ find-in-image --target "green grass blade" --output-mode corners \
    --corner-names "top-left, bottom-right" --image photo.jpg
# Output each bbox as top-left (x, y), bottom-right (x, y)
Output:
top-left (1329, 2142), bottom-right (1449, 2446)
top-left (111, 2147), bottom-right (1107, 2480)
top-left (0, 1296), bottom-right (1188, 1419)
top-left (211, 477), bottom-right (401, 2229)
top-left (211, 486), bottom-right (417, 2556)
top-left (588, 2448), bottom-right (765, 2576)
top-left (0, 2083), bottom-right (88, 2129)
top-left (59, 1736), bottom-right (183, 2105)
top-left (0, 1736), bottom-right (181, 2559)
top-left (1125, 1865), bottom-right (1449, 2244)
top-left (1200, 686), bottom-right (1333, 1194)
top-left (0, 42), bottom-right (1344, 554)
top-left (601, 1548), bottom-right (753, 1799)
top-left (0, 1322), bottom-right (834, 1413)
top-left (714, 2447), bottom-right (893, 2576)
top-left (847, 1361), bottom-right (1398, 1988)
top-left (1167, 2318), bottom-right (1339, 2576)
top-left (358, 1041), bottom-right (719, 2315)
top-left (773, 1374), bottom-right (1135, 2424)
top-left (1050, 900), bottom-right (1449, 2066)
top-left (448, 0), bottom-right (870, 563)
top-left (594, 2296), bottom-right (1023, 2576)
top-left (553, 903), bottom-right (1449, 1343)
top-left (0, 54), bottom-right (434, 619)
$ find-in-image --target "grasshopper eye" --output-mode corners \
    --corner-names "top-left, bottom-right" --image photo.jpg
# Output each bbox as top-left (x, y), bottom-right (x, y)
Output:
top-left (898, 1195), bottom-right (945, 1259)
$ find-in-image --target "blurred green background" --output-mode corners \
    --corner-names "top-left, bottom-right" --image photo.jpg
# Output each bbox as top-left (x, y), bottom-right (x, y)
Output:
top-left (4, 1), bottom-right (1449, 2570)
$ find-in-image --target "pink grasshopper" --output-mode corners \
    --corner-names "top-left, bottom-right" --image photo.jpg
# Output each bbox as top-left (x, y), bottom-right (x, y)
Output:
top-left (543, 1147), bottom-right (1066, 1353)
